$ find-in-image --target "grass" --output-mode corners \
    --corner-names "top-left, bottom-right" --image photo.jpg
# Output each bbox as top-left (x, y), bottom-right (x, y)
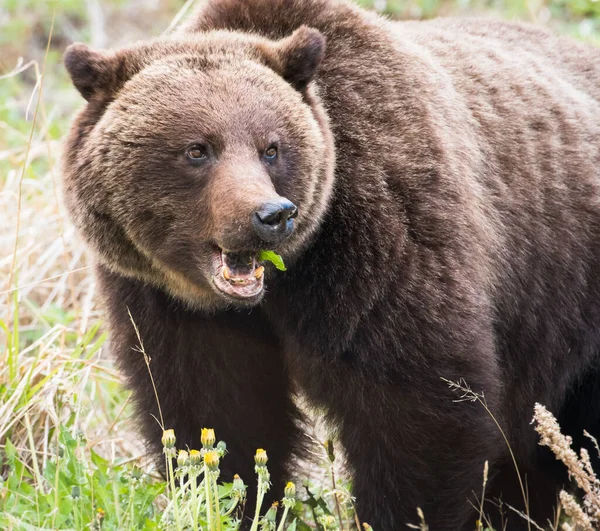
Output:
top-left (1, 0), bottom-right (600, 530)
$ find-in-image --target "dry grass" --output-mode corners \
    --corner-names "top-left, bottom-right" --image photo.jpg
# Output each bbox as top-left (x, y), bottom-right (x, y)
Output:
top-left (533, 404), bottom-right (600, 531)
top-left (0, 0), bottom-right (179, 488)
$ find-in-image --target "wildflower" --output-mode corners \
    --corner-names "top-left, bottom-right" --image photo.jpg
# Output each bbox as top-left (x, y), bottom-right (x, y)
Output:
top-left (201, 428), bottom-right (216, 448)
top-left (130, 466), bottom-right (143, 482)
top-left (232, 473), bottom-right (246, 497)
top-left (284, 481), bottom-right (296, 499)
top-left (317, 513), bottom-right (338, 530)
top-left (189, 449), bottom-right (202, 467)
top-left (260, 502), bottom-right (278, 530)
top-left (161, 429), bottom-right (176, 449)
top-left (282, 481), bottom-right (296, 510)
top-left (255, 448), bottom-right (268, 467)
top-left (177, 449), bottom-right (189, 468)
top-left (204, 450), bottom-right (220, 471)
top-left (92, 508), bottom-right (105, 531)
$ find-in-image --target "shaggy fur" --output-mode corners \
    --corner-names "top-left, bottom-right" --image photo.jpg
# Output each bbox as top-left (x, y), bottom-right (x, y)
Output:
top-left (62, 0), bottom-right (600, 529)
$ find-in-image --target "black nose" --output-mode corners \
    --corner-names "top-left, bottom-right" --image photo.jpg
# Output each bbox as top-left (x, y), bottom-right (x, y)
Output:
top-left (253, 199), bottom-right (298, 243)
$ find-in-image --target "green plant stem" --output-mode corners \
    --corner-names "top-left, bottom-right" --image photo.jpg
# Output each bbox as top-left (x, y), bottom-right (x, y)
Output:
top-left (205, 464), bottom-right (214, 531)
top-left (249, 477), bottom-right (265, 531)
top-left (127, 481), bottom-right (136, 529)
top-left (167, 456), bottom-right (182, 530)
top-left (275, 506), bottom-right (291, 531)
top-left (190, 471), bottom-right (199, 531)
top-left (112, 470), bottom-right (122, 524)
top-left (221, 498), bottom-right (241, 518)
top-left (212, 474), bottom-right (222, 531)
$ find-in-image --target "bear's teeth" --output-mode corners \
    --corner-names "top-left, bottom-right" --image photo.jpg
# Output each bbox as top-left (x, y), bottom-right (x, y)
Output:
top-left (222, 266), bottom-right (231, 280)
top-left (254, 266), bottom-right (265, 279)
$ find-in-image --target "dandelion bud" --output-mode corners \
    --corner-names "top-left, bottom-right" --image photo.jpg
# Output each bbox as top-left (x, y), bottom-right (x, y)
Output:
top-left (265, 501), bottom-right (278, 521)
top-left (254, 448), bottom-right (268, 466)
top-left (131, 467), bottom-right (142, 481)
top-left (204, 450), bottom-right (220, 471)
top-left (177, 450), bottom-right (189, 467)
top-left (189, 449), bottom-right (202, 466)
top-left (362, 524), bottom-right (373, 531)
top-left (216, 440), bottom-right (227, 454)
top-left (161, 429), bottom-right (176, 449)
top-left (284, 481), bottom-right (296, 499)
top-left (71, 485), bottom-right (81, 499)
top-left (201, 428), bottom-right (216, 448)
top-left (233, 474), bottom-right (246, 493)
top-left (317, 514), bottom-right (338, 530)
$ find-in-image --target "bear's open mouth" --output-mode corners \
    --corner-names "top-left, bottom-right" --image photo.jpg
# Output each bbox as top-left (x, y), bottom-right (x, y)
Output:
top-left (211, 248), bottom-right (265, 300)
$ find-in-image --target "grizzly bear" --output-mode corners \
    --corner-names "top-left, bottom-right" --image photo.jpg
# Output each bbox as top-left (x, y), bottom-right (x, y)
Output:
top-left (61, 0), bottom-right (600, 529)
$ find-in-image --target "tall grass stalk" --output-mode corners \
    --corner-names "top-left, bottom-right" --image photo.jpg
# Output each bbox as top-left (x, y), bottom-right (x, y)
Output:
top-left (443, 377), bottom-right (531, 531)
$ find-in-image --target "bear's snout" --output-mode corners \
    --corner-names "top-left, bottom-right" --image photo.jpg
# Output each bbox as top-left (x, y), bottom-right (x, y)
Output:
top-left (252, 199), bottom-right (298, 244)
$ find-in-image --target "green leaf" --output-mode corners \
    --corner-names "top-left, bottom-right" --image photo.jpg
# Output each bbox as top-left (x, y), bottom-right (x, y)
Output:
top-left (258, 250), bottom-right (287, 271)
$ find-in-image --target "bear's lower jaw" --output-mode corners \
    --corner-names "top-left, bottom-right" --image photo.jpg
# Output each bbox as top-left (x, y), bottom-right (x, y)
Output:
top-left (211, 248), bottom-right (265, 302)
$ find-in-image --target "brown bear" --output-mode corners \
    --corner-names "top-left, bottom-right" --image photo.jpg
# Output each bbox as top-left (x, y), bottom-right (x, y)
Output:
top-left (61, 0), bottom-right (600, 529)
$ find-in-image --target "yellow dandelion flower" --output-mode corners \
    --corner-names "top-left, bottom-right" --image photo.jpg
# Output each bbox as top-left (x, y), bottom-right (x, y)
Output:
top-left (201, 428), bottom-right (216, 448)
top-left (204, 450), bottom-right (220, 470)
top-left (189, 449), bottom-right (202, 466)
top-left (161, 429), bottom-right (176, 448)
top-left (254, 448), bottom-right (268, 466)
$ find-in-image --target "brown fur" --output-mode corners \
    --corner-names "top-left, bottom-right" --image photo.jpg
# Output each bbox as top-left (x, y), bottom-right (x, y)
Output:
top-left (62, 1), bottom-right (600, 529)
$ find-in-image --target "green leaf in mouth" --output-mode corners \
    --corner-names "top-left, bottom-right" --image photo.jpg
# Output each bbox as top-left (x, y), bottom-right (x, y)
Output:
top-left (258, 250), bottom-right (287, 271)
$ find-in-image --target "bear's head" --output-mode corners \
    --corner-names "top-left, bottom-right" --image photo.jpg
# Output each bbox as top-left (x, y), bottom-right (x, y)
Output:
top-left (62, 27), bottom-right (334, 309)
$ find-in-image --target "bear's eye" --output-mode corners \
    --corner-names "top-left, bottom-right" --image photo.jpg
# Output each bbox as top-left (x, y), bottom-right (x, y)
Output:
top-left (264, 146), bottom-right (278, 160)
top-left (186, 145), bottom-right (208, 163)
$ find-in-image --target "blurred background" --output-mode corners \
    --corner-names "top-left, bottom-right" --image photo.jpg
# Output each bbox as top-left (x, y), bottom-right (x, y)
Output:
top-left (2, 0), bottom-right (600, 150)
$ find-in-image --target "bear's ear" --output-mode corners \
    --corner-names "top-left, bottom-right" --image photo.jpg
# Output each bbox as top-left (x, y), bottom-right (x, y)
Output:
top-left (276, 26), bottom-right (326, 92)
top-left (64, 43), bottom-right (121, 101)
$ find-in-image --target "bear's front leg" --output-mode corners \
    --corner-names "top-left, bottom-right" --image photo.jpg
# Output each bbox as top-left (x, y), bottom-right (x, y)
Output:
top-left (97, 265), bottom-right (307, 521)
top-left (338, 373), bottom-right (503, 531)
